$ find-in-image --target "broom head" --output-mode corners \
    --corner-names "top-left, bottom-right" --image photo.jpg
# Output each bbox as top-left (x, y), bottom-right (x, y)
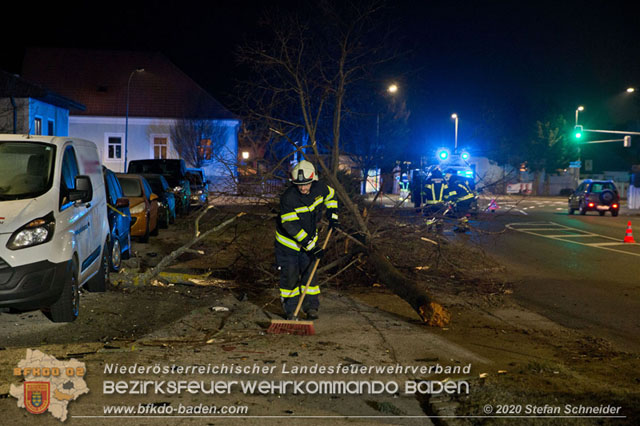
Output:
top-left (267, 319), bottom-right (315, 335)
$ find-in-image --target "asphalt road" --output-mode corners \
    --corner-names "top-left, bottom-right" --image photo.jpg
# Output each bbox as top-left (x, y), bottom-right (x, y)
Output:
top-left (469, 196), bottom-right (640, 353)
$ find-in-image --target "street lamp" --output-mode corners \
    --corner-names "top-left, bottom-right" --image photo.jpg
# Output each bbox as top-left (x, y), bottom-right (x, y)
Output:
top-left (575, 105), bottom-right (584, 126)
top-left (451, 113), bottom-right (458, 153)
top-left (387, 83), bottom-right (398, 94)
top-left (124, 68), bottom-right (145, 172)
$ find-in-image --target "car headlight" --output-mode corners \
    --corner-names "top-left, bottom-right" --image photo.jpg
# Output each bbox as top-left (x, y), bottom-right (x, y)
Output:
top-left (130, 202), bottom-right (145, 214)
top-left (7, 212), bottom-right (55, 250)
top-left (196, 190), bottom-right (203, 195)
top-left (173, 186), bottom-right (183, 193)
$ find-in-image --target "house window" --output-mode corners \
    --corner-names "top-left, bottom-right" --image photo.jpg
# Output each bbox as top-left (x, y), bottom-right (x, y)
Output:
top-left (153, 137), bottom-right (168, 159)
top-left (34, 118), bottom-right (42, 135)
top-left (198, 139), bottom-right (212, 161)
top-left (107, 136), bottom-right (122, 160)
top-left (47, 120), bottom-right (55, 136)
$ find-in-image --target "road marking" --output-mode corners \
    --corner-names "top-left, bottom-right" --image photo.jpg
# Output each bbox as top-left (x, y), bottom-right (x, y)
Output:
top-left (506, 221), bottom-right (640, 257)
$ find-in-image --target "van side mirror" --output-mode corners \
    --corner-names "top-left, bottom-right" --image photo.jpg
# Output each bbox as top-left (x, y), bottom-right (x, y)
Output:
top-left (115, 197), bottom-right (130, 208)
top-left (69, 175), bottom-right (93, 202)
top-left (150, 193), bottom-right (159, 202)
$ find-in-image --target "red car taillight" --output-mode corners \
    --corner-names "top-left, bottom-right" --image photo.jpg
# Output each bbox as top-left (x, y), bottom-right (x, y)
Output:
top-left (612, 204), bottom-right (618, 209)
top-left (588, 202), bottom-right (595, 208)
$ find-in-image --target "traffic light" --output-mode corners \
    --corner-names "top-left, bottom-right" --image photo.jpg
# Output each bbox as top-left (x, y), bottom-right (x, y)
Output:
top-left (573, 125), bottom-right (583, 139)
top-left (624, 135), bottom-right (631, 147)
top-left (437, 148), bottom-right (450, 161)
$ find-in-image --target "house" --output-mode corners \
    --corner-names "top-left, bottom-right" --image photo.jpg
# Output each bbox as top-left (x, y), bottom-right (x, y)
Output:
top-left (0, 69), bottom-right (85, 135)
top-left (21, 48), bottom-right (240, 191)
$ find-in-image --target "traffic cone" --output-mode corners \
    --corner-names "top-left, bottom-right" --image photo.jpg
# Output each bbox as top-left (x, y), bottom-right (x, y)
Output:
top-left (623, 221), bottom-right (636, 243)
top-left (487, 198), bottom-right (499, 212)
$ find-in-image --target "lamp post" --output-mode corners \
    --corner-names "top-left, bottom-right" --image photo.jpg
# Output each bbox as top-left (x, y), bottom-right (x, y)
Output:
top-left (376, 84), bottom-right (400, 145)
top-left (124, 68), bottom-right (144, 172)
top-left (575, 105), bottom-right (584, 126)
top-left (451, 113), bottom-right (458, 153)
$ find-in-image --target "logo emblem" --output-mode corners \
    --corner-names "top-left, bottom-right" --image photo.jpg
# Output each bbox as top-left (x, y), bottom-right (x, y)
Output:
top-left (24, 382), bottom-right (50, 414)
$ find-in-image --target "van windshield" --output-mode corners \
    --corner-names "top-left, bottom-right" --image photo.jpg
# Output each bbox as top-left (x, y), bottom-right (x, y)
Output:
top-left (0, 142), bottom-right (56, 200)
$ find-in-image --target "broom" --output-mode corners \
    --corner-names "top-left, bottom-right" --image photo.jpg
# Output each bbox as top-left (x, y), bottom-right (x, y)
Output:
top-left (267, 228), bottom-right (333, 335)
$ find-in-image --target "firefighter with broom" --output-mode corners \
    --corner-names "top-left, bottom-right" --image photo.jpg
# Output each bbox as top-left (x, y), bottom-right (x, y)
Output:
top-left (274, 160), bottom-right (339, 320)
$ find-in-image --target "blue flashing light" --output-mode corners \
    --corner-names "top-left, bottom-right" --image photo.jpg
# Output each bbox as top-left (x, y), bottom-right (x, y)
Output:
top-left (460, 151), bottom-right (470, 160)
top-left (457, 170), bottom-right (474, 178)
top-left (437, 148), bottom-right (450, 161)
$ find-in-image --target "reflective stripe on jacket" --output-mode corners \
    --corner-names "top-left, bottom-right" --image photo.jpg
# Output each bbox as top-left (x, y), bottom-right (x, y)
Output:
top-left (423, 178), bottom-right (447, 204)
top-left (275, 181), bottom-right (338, 252)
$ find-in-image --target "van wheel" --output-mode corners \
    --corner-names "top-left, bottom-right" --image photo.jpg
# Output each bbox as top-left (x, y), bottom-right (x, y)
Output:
top-left (45, 258), bottom-right (79, 322)
top-left (568, 206), bottom-right (574, 215)
top-left (579, 201), bottom-right (587, 215)
top-left (109, 238), bottom-right (122, 272)
top-left (612, 210), bottom-right (619, 217)
top-left (87, 241), bottom-right (109, 292)
top-left (599, 211), bottom-right (605, 216)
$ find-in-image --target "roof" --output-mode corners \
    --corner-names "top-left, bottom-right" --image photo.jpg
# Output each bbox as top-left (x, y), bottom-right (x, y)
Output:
top-left (0, 69), bottom-right (85, 111)
top-left (21, 48), bottom-right (237, 120)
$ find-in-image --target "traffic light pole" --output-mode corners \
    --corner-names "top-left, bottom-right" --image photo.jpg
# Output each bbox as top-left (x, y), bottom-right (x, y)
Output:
top-left (583, 129), bottom-right (640, 136)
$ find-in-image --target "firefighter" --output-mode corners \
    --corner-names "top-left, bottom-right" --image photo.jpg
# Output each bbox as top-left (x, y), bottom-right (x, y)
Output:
top-left (275, 160), bottom-right (339, 320)
top-left (422, 167), bottom-right (448, 216)
top-left (399, 173), bottom-right (410, 202)
top-left (446, 175), bottom-right (475, 217)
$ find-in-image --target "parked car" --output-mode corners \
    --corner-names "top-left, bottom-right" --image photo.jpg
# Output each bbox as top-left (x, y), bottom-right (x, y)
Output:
top-left (0, 135), bottom-right (110, 322)
top-left (187, 169), bottom-right (209, 207)
top-left (102, 167), bottom-right (132, 271)
top-left (127, 159), bottom-right (190, 215)
top-left (116, 174), bottom-right (160, 242)
top-left (568, 179), bottom-right (620, 216)
top-left (141, 173), bottom-right (176, 228)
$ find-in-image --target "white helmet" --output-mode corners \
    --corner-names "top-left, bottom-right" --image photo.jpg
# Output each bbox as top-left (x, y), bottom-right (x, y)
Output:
top-left (291, 160), bottom-right (318, 185)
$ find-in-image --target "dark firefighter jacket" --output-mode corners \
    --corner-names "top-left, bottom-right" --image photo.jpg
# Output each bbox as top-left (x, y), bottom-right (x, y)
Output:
top-left (276, 181), bottom-right (338, 252)
top-left (422, 177), bottom-right (448, 204)
top-left (446, 179), bottom-right (475, 203)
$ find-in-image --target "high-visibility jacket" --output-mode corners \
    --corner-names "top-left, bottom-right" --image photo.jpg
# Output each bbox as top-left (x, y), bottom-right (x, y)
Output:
top-left (447, 180), bottom-right (475, 203)
top-left (422, 177), bottom-right (447, 205)
top-left (275, 181), bottom-right (338, 252)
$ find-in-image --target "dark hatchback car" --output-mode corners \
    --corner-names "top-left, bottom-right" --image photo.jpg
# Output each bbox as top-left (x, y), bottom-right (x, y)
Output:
top-left (187, 169), bottom-right (209, 207)
top-left (127, 159), bottom-right (191, 215)
top-left (102, 167), bottom-right (132, 271)
top-left (568, 179), bottom-right (620, 216)
top-left (142, 173), bottom-right (176, 228)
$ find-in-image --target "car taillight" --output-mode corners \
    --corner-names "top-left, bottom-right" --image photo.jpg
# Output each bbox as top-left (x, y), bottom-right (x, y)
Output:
top-left (612, 204), bottom-right (618, 209)
top-left (588, 202), bottom-right (595, 208)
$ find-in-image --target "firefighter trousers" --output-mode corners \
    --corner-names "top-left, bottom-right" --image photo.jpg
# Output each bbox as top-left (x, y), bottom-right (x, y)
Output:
top-left (275, 243), bottom-right (320, 316)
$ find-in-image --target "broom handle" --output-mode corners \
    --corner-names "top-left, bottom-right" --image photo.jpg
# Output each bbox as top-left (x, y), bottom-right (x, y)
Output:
top-left (293, 227), bottom-right (333, 317)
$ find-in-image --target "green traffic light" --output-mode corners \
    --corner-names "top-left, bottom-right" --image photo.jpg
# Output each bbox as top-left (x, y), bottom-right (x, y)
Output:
top-left (573, 125), bottom-right (583, 140)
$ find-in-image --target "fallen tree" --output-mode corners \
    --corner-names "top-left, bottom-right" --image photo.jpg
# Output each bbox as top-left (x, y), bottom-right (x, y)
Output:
top-left (237, 1), bottom-right (450, 326)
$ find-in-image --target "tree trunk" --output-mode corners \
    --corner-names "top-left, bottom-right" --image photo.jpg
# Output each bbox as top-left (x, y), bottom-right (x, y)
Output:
top-left (368, 249), bottom-right (451, 327)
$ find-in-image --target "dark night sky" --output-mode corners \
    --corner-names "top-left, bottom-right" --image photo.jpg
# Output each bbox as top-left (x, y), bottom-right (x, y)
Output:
top-left (4, 0), bottom-right (640, 159)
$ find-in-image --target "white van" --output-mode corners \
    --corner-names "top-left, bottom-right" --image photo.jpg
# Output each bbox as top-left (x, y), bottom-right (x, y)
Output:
top-left (0, 135), bottom-right (110, 322)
